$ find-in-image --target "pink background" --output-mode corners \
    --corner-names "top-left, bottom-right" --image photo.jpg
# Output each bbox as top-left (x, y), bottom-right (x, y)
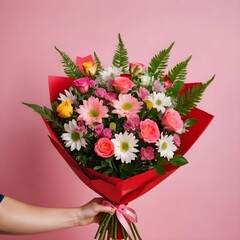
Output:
top-left (1, 0), bottom-right (239, 239)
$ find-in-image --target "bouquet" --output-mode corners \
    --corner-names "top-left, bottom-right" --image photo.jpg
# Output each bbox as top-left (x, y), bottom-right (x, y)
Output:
top-left (23, 34), bottom-right (214, 239)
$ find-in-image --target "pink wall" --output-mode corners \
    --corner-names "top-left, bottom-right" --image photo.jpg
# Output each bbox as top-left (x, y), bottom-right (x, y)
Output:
top-left (1, 0), bottom-right (239, 239)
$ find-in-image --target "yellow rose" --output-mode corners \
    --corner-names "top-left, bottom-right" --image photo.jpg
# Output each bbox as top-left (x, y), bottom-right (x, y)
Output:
top-left (145, 99), bottom-right (153, 110)
top-left (82, 61), bottom-right (97, 76)
top-left (56, 99), bottom-right (73, 118)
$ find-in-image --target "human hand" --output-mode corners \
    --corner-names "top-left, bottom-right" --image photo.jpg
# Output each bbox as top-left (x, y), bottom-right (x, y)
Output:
top-left (77, 198), bottom-right (115, 226)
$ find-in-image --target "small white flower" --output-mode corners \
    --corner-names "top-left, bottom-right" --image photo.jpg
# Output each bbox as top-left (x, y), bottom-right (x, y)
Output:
top-left (139, 74), bottom-right (153, 87)
top-left (61, 119), bottom-right (87, 151)
top-left (156, 133), bottom-right (177, 159)
top-left (99, 66), bottom-right (122, 82)
top-left (58, 88), bottom-right (77, 104)
top-left (147, 91), bottom-right (172, 113)
top-left (111, 132), bottom-right (139, 163)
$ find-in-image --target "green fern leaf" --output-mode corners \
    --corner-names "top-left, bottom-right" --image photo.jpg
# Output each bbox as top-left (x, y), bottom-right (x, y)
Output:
top-left (112, 33), bottom-right (129, 71)
top-left (148, 42), bottom-right (174, 79)
top-left (55, 47), bottom-right (84, 79)
top-left (22, 102), bottom-right (63, 129)
top-left (94, 52), bottom-right (104, 72)
top-left (167, 56), bottom-right (192, 98)
top-left (175, 75), bottom-right (215, 116)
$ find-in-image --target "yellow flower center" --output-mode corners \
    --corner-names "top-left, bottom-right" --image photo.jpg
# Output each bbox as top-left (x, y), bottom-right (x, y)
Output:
top-left (156, 99), bottom-right (162, 106)
top-left (122, 102), bottom-right (132, 111)
top-left (89, 109), bottom-right (99, 118)
top-left (121, 142), bottom-right (129, 152)
top-left (161, 142), bottom-right (167, 150)
top-left (71, 132), bottom-right (80, 142)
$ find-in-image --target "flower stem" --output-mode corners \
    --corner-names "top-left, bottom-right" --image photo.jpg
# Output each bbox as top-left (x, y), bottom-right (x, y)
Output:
top-left (132, 223), bottom-right (142, 240)
top-left (95, 213), bottom-right (110, 239)
top-left (129, 223), bottom-right (137, 240)
top-left (99, 214), bottom-right (112, 240)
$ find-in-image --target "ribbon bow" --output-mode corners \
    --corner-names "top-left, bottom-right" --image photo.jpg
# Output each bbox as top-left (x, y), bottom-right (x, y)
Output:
top-left (102, 200), bottom-right (138, 239)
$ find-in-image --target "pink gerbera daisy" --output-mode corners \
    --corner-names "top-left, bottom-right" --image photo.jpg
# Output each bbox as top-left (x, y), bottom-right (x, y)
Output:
top-left (112, 94), bottom-right (143, 119)
top-left (77, 96), bottom-right (109, 126)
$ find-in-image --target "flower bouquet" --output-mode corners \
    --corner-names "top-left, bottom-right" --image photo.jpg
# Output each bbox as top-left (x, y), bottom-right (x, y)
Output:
top-left (23, 34), bottom-right (214, 240)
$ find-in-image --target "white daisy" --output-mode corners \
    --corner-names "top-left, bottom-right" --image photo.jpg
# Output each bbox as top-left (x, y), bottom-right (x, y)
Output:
top-left (111, 132), bottom-right (139, 163)
top-left (147, 91), bottom-right (172, 113)
top-left (58, 88), bottom-right (77, 104)
top-left (99, 66), bottom-right (122, 82)
top-left (61, 119), bottom-right (87, 151)
top-left (156, 133), bottom-right (177, 159)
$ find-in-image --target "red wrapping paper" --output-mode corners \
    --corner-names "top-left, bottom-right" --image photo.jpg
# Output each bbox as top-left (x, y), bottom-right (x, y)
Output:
top-left (44, 76), bottom-right (214, 205)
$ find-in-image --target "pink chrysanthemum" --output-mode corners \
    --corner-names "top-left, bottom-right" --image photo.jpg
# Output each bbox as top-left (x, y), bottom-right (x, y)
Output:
top-left (77, 97), bottom-right (109, 126)
top-left (112, 94), bottom-right (143, 119)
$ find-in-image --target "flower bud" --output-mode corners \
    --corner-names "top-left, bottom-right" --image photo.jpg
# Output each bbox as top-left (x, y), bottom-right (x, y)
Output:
top-left (82, 61), bottom-right (97, 76)
top-left (56, 99), bottom-right (73, 118)
top-left (109, 122), bottom-right (116, 131)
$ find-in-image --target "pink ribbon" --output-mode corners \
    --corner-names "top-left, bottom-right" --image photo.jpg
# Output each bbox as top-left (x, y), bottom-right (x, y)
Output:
top-left (102, 200), bottom-right (138, 239)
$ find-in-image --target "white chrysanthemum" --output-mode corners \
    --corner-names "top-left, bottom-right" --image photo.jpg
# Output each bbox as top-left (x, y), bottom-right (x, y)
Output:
top-left (147, 91), bottom-right (172, 113)
top-left (111, 132), bottom-right (139, 163)
top-left (99, 66), bottom-right (122, 82)
top-left (58, 88), bottom-right (77, 104)
top-left (61, 119), bottom-right (87, 151)
top-left (156, 133), bottom-right (177, 159)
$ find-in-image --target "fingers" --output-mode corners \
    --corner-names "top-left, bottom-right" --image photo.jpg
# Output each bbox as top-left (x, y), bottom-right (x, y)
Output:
top-left (89, 198), bottom-right (115, 214)
top-left (95, 204), bottom-right (115, 214)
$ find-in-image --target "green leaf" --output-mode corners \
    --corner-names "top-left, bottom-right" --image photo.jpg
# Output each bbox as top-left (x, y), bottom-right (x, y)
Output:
top-left (112, 33), bottom-right (129, 71)
top-left (94, 52), bottom-right (104, 72)
top-left (175, 75), bottom-right (215, 116)
top-left (22, 102), bottom-right (51, 119)
top-left (170, 156), bottom-right (188, 166)
top-left (148, 42), bottom-right (174, 79)
top-left (105, 158), bottom-right (114, 169)
top-left (153, 164), bottom-right (166, 175)
top-left (55, 46), bottom-right (84, 79)
top-left (184, 118), bottom-right (197, 127)
top-left (22, 102), bottom-right (63, 130)
top-left (93, 166), bottom-right (102, 170)
top-left (156, 157), bottom-right (169, 165)
top-left (103, 168), bottom-right (113, 175)
top-left (167, 56), bottom-right (192, 98)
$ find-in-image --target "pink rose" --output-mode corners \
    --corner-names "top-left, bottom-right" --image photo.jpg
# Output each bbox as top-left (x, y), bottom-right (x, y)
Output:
top-left (140, 147), bottom-right (154, 161)
top-left (139, 119), bottom-right (160, 143)
top-left (102, 128), bottom-right (112, 138)
top-left (94, 138), bottom-right (114, 158)
top-left (162, 109), bottom-right (183, 133)
top-left (74, 77), bottom-right (92, 93)
top-left (129, 62), bottom-right (147, 76)
top-left (173, 134), bottom-right (181, 147)
top-left (111, 76), bottom-right (134, 94)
